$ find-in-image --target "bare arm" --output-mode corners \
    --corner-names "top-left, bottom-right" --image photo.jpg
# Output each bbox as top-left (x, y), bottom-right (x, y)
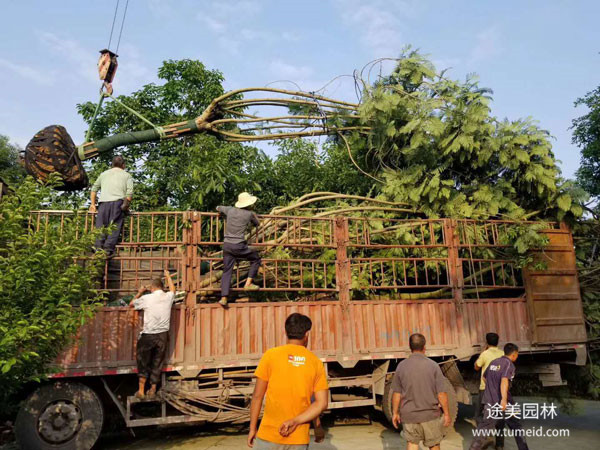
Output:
top-left (130, 286), bottom-right (148, 307)
top-left (89, 191), bottom-right (97, 212)
top-left (474, 362), bottom-right (482, 371)
top-left (438, 391), bottom-right (451, 426)
top-left (279, 389), bottom-right (328, 437)
top-left (164, 269), bottom-right (176, 293)
top-left (248, 378), bottom-right (268, 448)
top-left (500, 378), bottom-right (509, 410)
top-left (392, 391), bottom-right (402, 429)
top-left (312, 416), bottom-right (325, 443)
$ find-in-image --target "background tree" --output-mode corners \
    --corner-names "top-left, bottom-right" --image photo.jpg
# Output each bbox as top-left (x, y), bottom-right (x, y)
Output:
top-left (571, 85), bottom-right (600, 398)
top-left (77, 60), bottom-right (373, 212)
top-left (78, 59), bottom-right (271, 210)
top-left (0, 177), bottom-right (105, 416)
top-left (572, 86), bottom-right (600, 207)
top-left (0, 134), bottom-right (25, 185)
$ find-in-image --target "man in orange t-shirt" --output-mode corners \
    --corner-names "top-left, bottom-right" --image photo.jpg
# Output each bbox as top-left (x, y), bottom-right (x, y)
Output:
top-left (248, 313), bottom-right (329, 449)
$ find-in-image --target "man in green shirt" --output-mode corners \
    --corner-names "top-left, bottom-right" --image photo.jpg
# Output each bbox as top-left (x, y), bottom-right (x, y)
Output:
top-left (89, 156), bottom-right (133, 256)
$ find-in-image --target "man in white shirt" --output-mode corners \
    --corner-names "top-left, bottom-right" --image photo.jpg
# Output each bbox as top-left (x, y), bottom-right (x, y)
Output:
top-left (130, 269), bottom-right (176, 398)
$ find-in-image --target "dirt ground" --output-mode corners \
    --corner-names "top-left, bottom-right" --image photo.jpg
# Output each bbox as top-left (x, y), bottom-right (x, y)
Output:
top-left (94, 397), bottom-right (600, 450)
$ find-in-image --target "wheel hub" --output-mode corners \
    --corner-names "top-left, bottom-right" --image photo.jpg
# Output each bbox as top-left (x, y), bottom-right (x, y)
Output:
top-left (38, 400), bottom-right (82, 444)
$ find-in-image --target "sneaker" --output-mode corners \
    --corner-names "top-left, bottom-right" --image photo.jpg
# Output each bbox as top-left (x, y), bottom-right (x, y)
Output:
top-left (134, 391), bottom-right (145, 400)
top-left (464, 418), bottom-right (477, 427)
top-left (218, 298), bottom-right (228, 307)
top-left (243, 284), bottom-right (260, 291)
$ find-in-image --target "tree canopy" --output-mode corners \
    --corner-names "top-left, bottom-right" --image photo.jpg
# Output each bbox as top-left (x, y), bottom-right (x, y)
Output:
top-left (347, 50), bottom-right (584, 221)
top-left (572, 86), bottom-right (600, 204)
top-left (77, 60), bottom-right (370, 212)
top-left (0, 135), bottom-right (25, 185)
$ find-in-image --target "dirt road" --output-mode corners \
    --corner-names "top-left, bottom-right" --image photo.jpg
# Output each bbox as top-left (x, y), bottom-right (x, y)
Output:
top-left (96, 397), bottom-right (600, 450)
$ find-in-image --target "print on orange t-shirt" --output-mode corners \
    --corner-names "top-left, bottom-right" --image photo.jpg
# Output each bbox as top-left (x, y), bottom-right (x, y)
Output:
top-left (254, 344), bottom-right (329, 445)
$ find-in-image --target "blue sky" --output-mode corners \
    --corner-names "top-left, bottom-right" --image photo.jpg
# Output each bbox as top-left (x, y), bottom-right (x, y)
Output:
top-left (1, 0), bottom-right (599, 178)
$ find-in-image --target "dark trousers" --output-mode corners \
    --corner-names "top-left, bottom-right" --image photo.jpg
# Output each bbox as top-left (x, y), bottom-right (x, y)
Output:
top-left (469, 407), bottom-right (529, 450)
top-left (136, 332), bottom-right (168, 385)
top-left (220, 242), bottom-right (261, 297)
top-left (472, 389), bottom-right (484, 420)
top-left (95, 199), bottom-right (124, 253)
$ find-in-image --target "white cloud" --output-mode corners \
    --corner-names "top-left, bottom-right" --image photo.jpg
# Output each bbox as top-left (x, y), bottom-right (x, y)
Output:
top-left (269, 60), bottom-right (314, 81)
top-left (148, 0), bottom-right (176, 19)
top-left (335, 0), bottom-right (419, 57)
top-left (38, 31), bottom-right (97, 84)
top-left (0, 57), bottom-right (56, 86)
top-left (469, 26), bottom-right (502, 64)
top-left (197, 0), bottom-right (263, 53)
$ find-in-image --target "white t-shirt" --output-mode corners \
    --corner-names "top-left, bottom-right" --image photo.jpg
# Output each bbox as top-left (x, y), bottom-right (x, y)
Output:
top-left (133, 290), bottom-right (175, 334)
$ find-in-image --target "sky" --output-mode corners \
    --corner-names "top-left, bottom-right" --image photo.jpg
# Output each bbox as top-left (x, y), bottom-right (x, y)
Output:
top-left (0, 0), bottom-right (599, 178)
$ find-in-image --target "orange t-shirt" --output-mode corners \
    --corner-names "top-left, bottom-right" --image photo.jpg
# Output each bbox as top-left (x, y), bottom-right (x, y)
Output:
top-left (255, 344), bottom-right (329, 445)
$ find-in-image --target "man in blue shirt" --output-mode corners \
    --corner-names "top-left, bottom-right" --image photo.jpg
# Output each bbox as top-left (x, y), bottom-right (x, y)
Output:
top-left (469, 343), bottom-right (528, 450)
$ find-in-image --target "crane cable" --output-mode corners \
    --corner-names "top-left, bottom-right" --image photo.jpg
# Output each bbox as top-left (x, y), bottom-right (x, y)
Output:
top-left (107, 0), bottom-right (130, 54)
top-left (84, 0), bottom-right (163, 146)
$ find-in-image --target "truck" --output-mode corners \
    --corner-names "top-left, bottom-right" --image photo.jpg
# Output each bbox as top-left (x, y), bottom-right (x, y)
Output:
top-left (14, 210), bottom-right (588, 450)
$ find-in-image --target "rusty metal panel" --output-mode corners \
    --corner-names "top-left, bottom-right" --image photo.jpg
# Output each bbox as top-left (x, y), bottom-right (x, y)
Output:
top-left (349, 301), bottom-right (459, 353)
top-left (56, 307), bottom-right (185, 370)
top-left (462, 299), bottom-right (530, 345)
top-left (523, 229), bottom-right (587, 344)
top-left (194, 302), bottom-right (343, 362)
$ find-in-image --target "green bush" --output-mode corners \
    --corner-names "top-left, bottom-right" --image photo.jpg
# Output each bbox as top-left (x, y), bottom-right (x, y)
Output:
top-left (0, 176), bottom-right (105, 416)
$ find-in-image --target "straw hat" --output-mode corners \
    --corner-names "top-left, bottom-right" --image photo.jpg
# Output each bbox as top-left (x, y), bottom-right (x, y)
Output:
top-left (235, 192), bottom-right (258, 209)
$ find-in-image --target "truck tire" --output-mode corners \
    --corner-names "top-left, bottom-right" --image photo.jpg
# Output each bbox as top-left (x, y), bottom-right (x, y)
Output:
top-left (382, 376), bottom-right (458, 429)
top-left (15, 382), bottom-right (104, 450)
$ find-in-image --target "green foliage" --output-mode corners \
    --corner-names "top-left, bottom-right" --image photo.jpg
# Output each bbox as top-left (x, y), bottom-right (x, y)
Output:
top-left (0, 176), bottom-right (105, 415)
top-left (573, 86), bottom-right (600, 201)
top-left (354, 48), bottom-right (583, 222)
top-left (271, 139), bottom-right (374, 205)
top-left (0, 134), bottom-right (25, 185)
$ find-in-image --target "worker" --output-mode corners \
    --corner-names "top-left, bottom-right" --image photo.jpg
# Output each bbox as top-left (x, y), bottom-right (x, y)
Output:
top-left (217, 192), bottom-right (262, 307)
top-left (465, 332), bottom-right (504, 427)
top-left (247, 313), bottom-right (329, 449)
top-left (390, 333), bottom-right (451, 450)
top-left (469, 343), bottom-right (529, 450)
top-left (130, 269), bottom-right (176, 399)
top-left (89, 155), bottom-right (133, 257)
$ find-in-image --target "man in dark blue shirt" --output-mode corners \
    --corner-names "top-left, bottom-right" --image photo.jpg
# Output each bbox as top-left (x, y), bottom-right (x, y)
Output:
top-left (469, 343), bottom-right (529, 450)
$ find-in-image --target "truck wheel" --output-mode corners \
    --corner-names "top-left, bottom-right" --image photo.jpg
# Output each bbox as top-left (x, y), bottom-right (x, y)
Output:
top-left (442, 377), bottom-right (458, 429)
top-left (382, 379), bottom-right (395, 425)
top-left (15, 382), bottom-right (104, 450)
top-left (382, 377), bottom-right (458, 428)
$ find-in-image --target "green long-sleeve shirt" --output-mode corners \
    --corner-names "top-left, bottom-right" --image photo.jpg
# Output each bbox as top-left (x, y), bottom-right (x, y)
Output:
top-left (91, 167), bottom-right (133, 202)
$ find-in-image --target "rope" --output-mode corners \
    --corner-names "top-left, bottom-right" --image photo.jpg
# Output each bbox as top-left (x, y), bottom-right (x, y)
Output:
top-left (105, 93), bottom-right (166, 138)
top-left (82, 91), bottom-right (107, 144)
top-left (107, 0), bottom-right (120, 50)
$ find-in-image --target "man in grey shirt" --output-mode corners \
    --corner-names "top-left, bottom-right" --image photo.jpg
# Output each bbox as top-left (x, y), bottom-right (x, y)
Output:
top-left (216, 192), bottom-right (262, 307)
top-left (391, 333), bottom-right (451, 450)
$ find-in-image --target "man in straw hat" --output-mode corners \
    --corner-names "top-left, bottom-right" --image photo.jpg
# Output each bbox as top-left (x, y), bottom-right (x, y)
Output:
top-left (216, 192), bottom-right (262, 307)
